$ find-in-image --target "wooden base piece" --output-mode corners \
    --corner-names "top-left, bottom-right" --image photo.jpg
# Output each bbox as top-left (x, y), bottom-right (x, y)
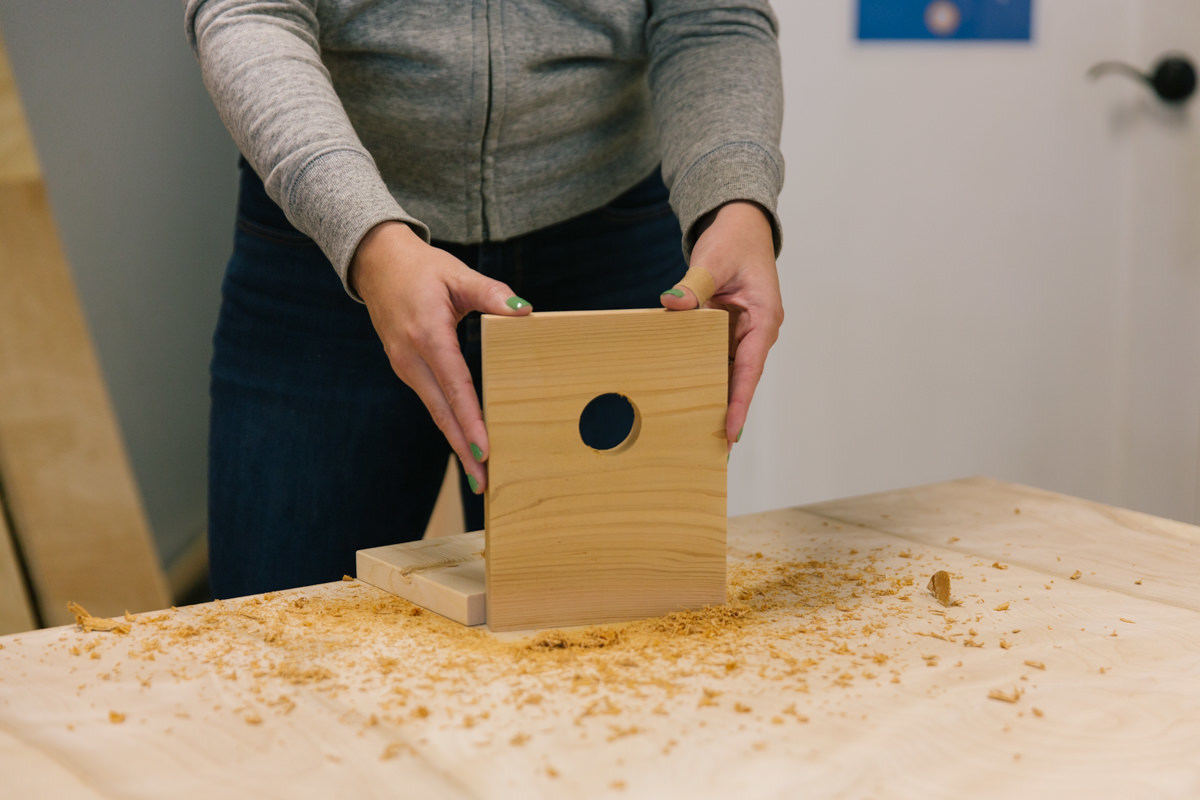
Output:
top-left (356, 532), bottom-right (485, 626)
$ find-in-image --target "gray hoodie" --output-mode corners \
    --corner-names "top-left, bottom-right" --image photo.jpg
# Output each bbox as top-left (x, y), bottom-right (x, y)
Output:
top-left (186, 0), bottom-right (784, 295)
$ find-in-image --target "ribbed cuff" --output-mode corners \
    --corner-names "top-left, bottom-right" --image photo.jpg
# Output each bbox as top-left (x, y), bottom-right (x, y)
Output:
top-left (672, 141), bottom-right (784, 262)
top-left (284, 148), bottom-right (431, 301)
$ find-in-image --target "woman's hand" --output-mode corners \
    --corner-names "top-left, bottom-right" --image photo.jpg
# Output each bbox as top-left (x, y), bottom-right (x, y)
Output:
top-left (659, 201), bottom-right (783, 451)
top-left (349, 221), bottom-right (532, 493)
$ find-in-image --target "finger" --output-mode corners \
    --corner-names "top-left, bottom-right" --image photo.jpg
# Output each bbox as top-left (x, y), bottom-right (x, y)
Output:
top-left (726, 328), bottom-right (772, 446)
top-left (453, 269), bottom-right (533, 317)
top-left (660, 265), bottom-right (716, 311)
top-left (399, 350), bottom-right (488, 493)
top-left (417, 329), bottom-right (493, 490)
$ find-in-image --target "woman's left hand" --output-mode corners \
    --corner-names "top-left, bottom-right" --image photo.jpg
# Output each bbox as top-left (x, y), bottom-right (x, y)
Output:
top-left (660, 201), bottom-right (784, 451)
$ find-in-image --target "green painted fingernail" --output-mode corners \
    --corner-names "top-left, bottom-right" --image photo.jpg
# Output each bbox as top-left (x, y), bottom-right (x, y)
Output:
top-left (469, 442), bottom-right (484, 462)
top-left (505, 296), bottom-right (529, 310)
top-left (467, 474), bottom-right (481, 494)
top-left (737, 426), bottom-right (744, 443)
top-left (661, 288), bottom-right (685, 298)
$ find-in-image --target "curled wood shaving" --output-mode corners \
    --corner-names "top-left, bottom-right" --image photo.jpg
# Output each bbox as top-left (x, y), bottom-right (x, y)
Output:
top-left (67, 602), bottom-right (131, 635)
top-left (927, 570), bottom-right (951, 607)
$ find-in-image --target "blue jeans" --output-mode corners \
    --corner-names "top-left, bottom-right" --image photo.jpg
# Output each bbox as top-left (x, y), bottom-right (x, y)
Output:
top-left (208, 159), bottom-right (687, 597)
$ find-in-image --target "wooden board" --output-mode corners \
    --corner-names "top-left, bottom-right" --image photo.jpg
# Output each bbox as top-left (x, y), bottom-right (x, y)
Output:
top-left (0, 491), bottom-right (35, 634)
top-left (0, 29), bottom-right (39, 184)
top-left (0, 30), bottom-right (169, 626)
top-left (423, 456), bottom-right (464, 539)
top-left (482, 308), bottom-right (728, 631)
top-left (357, 532), bottom-right (485, 626)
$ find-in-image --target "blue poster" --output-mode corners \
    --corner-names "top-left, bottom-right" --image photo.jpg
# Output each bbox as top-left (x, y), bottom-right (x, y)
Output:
top-left (857, 0), bottom-right (1032, 41)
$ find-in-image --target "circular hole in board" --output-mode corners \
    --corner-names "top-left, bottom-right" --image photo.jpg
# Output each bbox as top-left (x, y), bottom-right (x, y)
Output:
top-left (578, 393), bottom-right (640, 453)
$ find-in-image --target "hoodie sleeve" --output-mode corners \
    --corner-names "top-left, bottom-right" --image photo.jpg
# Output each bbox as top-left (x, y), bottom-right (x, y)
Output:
top-left (185, 0), bottom-right (430, 299)
top-left (646, 1), bottom-right (785, 260)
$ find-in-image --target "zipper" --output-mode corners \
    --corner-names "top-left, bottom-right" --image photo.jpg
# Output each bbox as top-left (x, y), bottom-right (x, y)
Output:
top-left (479, 0), bottom-right (494, 241)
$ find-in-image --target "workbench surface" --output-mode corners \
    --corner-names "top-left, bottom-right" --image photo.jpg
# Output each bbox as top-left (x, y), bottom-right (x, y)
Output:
top-left (3, 477), bottom-right (1198, 799)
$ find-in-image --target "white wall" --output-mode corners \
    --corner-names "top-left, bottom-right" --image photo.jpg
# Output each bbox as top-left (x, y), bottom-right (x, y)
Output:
top-left (730, 0), bottom-right (1199, 522)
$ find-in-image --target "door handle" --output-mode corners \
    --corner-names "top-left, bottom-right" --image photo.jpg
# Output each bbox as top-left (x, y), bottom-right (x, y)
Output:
top-left (1087, 54), bottom-right (1196, 105)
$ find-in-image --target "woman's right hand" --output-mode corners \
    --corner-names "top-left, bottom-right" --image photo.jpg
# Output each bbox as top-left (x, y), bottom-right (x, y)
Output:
top-left (349, 221), bottom-right (532, 494)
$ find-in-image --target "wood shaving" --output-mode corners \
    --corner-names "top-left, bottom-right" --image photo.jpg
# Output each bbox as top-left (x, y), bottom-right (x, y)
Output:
top-left (1023, 660), bottom-right (1045, 670)
top-left (927, 570), bottom-right (952, 606)
top-left (993, 601), bottom-right (1010, 611)
top-left (987, 688), bottom-right (1022, 704)
top-left (1069, 570), bottom-right (1082, 580)
top-left (67, 602), bottom-right (131, 635)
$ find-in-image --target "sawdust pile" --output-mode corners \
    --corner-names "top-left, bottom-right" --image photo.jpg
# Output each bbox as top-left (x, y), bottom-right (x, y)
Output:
top-left (45, 527), bottom-right (1055, 764)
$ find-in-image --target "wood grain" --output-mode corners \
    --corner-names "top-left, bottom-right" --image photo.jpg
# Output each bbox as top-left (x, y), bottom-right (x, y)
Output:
top-left (356, 531), bottom-right (485, 626)
top-left (482, 308), bottom-right (728, 631)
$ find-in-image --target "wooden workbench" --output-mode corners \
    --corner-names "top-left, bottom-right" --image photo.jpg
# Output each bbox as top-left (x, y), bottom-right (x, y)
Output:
top-left (2, 477), bottom-right (1198, 798)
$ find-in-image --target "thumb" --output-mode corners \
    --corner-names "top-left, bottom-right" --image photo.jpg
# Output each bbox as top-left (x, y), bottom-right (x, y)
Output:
top-left (659, 282), bottom-right (697, 311)
top-left (456, 270), bottom-right (533, 316)
top-left (659, 265), bottom-right (715, 311)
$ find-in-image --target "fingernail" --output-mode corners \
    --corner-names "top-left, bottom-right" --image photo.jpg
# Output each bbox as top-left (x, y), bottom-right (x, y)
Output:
top-left (469, 442), bottom-right (484, 462)
top-left (505, 296), bottom-right (530, 311)
top-left (661, 288), bottom-right (685, 298)
top-left (736, 426), bottom-right (744, 443)
top-left (467, 474), bottom-right (481, 494)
